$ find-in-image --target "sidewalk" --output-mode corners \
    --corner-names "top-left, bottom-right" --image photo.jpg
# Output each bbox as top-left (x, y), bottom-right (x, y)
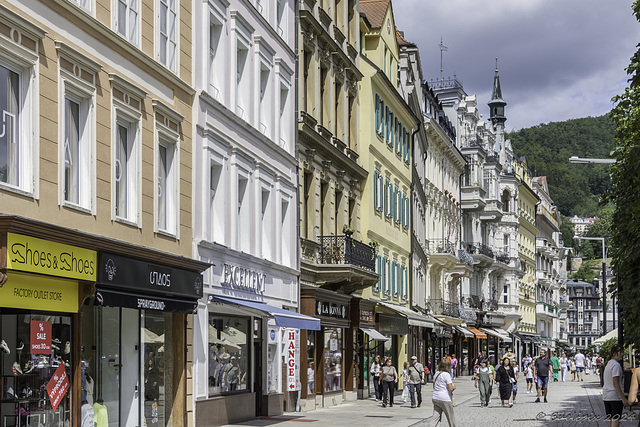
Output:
top-left (220, 374), bottom-right (480, 427)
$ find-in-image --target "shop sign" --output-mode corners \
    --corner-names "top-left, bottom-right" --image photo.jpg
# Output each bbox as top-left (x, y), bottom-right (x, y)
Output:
top-left (377, 313), bottom-right (409, 336)
top-left (30, 320), bottom-right (52, 354)
top-left (46, 364), bottom-right (70, 412)
top-left (316, 301), bottom-right (347, 319)
top-left (360, 309), bottom-right (374, 324)
top-left (0, 273), bottom-right (79, 313)
top-left (221, 263), bottom-right (266, 294)
top-left (285, 328), bottom-right (300, 391)
top-left (7, 233), bottom-right (97, 281)
top-left (98, 253), bottom-right (203, 299)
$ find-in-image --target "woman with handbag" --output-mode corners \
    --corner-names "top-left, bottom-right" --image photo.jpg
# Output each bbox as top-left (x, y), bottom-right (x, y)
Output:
top-left (370, 355), bottom-right (382, 401)
top-left (494, 357), bottom-right (516, 407)
top-left (430, 358), bottom-right (456, 426)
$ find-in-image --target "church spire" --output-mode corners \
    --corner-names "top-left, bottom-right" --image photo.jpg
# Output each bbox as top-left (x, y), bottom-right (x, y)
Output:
top-left (488, 58), bottom-right (506, 126)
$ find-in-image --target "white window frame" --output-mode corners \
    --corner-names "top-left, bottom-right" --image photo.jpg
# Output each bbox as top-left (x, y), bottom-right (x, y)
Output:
top-left (0, 14), bottom-right (42, 197)
top-left (275, 59), bottom-right (292, 152)
top-left (156, 0), bottom-right (179, 73)
top-left (237, 167), bottom-right (251, 253)
top-left (114, 0), bottom-right (140, 46)
top-left (208, 0), bottom-right (228, 102)
top-left (231, 13), bottom-right (253, 122)
top-left (69, 0), bottom-right (94, 15)
top-left (207, 146), bottom-right (226, 245)
top-left (57, 45), bottom-right (99, 213)
top-left (255, 38), bottom-right (274, 137)
top-left (278, 186), bottom-right (294, 268)
top-left (110, 76), bottom-right (144, 227)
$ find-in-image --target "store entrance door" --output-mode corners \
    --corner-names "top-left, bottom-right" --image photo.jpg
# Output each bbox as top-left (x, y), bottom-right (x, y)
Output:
top-left (254, 339), bottom-right (263, 416)
top-left (120, 308), bottom-right (140, 425)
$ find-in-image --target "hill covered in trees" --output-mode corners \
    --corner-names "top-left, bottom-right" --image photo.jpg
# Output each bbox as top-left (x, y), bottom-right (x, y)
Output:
top-left (507, 115), bottom-right (615, 217)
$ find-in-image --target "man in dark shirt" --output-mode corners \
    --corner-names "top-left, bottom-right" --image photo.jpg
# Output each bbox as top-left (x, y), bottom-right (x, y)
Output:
top-left (533, 349), bottom-right (553, 403)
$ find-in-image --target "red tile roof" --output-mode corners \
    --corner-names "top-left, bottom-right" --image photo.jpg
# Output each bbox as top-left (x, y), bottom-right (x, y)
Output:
top-left (360, 0), bottom-right (390, 30)
top-left (396, 27), bottom-right (414, 47)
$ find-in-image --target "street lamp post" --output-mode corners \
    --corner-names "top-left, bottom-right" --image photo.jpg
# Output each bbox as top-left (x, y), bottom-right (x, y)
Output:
top-left (568, 156), bottom-right (616, 164)
top-left (574, 236), bottom-right (607, 335)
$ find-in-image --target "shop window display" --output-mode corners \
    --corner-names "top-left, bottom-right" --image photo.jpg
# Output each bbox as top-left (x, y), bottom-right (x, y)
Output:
top-left (266, 325), bottom-right (280, 394)
top-left (0, 312), bottom-right (72, 427)
top-left (323, 328), bottom-right (342, 392)
top-left (306, 331), bottom-right (315, 394)
top-left (208, 316), bottom-right (249, 395)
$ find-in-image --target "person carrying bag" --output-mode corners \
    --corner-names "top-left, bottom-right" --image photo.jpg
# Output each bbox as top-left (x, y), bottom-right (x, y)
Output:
top-left (430, 359), bottom-right (457, 426)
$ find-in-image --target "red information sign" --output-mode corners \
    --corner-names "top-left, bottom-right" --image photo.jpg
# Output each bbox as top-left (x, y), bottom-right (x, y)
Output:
top-left (30, 320), bottom-right (52, 354)
top-left (46, 364), bottom-right (70, 412)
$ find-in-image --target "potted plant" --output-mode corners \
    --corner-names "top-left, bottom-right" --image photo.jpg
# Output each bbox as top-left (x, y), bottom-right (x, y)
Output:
top-left (342, 225), bottom-right (355, 236)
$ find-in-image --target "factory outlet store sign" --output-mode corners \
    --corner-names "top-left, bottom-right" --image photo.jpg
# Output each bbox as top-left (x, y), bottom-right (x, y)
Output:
top-left (7, 233), bottom-right (97, 281)
top-left (0, 272), bottom-right (79, 313)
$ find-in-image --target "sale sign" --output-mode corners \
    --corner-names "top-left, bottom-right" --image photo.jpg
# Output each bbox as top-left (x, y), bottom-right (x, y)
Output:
top-left (30, 320), bottom-right (52, 354)
top-left (46, 364), bottom-right (70, 412)
top-left (285, 328), bottom-right (300, 391)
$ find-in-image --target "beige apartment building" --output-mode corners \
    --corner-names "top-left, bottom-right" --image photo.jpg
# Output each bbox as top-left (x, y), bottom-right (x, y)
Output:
top-left (0, 1), bottom-right (206, 426)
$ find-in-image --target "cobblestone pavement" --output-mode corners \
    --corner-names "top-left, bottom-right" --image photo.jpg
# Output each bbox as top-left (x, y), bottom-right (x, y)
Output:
top-left (222, 372), bottom-right (640, 427)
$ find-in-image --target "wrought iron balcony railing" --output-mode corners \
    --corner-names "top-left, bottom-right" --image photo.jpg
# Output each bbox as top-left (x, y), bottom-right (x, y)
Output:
top-left (463, 294), bottom-right (483, 309)
top-left (429, 239), bottom-right (457, 256)
top-left (317, 234), bottom-right (376, 271)
top-left (496, 253), bottom-right (510, 264)
top-left (486, 299), bottom-right (498, 311)
top-left (466, 242), bottom-right (494, 258)
top-left (429, 299), bottom-right (460, 318)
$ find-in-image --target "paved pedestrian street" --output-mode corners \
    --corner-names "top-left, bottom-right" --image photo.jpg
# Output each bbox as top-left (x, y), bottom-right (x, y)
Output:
top-left (222, 373), bottom-right (640, 427)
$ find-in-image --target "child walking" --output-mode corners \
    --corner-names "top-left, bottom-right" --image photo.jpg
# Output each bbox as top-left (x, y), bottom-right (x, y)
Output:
top-left (401, 361), bottom-right (410, 403)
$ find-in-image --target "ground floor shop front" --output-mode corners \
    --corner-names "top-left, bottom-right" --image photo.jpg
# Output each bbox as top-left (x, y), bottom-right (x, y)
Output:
top-left (0, 225), bottom-right (206, 427)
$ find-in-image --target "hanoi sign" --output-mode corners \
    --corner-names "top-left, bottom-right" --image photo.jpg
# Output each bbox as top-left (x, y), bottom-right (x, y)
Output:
top-left (316, 301), bottom-right (347, 319)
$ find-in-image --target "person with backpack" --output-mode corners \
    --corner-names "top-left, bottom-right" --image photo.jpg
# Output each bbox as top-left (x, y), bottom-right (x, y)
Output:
top-left (407, 356), bottom-right (425, 408)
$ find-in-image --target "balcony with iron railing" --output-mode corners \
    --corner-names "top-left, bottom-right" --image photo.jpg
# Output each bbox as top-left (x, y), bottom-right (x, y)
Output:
top-left (486, 299), bottom-right (498, 311)
top-left (429, 299), bottom-right (461, 318)
top-left (463, 294), bottom-right (483, 309)
top-left (300, 234), bottom-right (379, 293)
top-left (465, 242), bottom-right (494, 268)
top-left (495, 252), bottom-right (510, 264)
top-left (428, 239), bottom-right (459, 268)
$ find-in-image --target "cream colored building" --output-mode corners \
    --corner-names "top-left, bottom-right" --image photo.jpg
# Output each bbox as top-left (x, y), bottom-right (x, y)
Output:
top-left (0, 1), bottom-right (205, 426)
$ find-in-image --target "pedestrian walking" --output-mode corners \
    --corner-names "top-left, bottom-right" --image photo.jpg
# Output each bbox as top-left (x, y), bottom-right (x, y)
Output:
top-left (525, 362), bottom-right (534, 393)
top-left (474, 360), bottom-right (492, 407)
top-left (551, 352), bottom-right (559, 382)
top-left (379, 357), bottom-right (398, 407)
top-left (570, 357), bottom-right (576, 381)
top-left (451, 354), bottom-right (458, 379)
top-left (512, 364), bottom-right (519, 404)
top-left (408, 355), bottom-right (425, 408)
top-left (487, 357), bottom-right (496, 404)
top-left (533, 349), bottom-right (552, 403)
top-left (574, 349), bottom-right (586, 381)
top-left (370, 355), bottom-right (382, 401)
top-left (592, 354), bottom-right (599, 375)
top-left (430, 358), bottom-right (456, 427)
top-left (559, 353), bottom-right (568, 382)
top-left (401, 361), bottom-right (410, 403)
top-left (602, 345), bottom-right (629, 427)
top-left (494, 357), bottom-right (515, 407)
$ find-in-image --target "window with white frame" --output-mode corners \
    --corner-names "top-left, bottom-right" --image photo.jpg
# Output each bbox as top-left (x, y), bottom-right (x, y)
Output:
top-left (70, 0), bottom-right (93, 13)
top-left (157, 0), bottom-right (177, 72)
top-left (209, 6), bottom-right (226, 102)
top-left (209, 159), bottom-right (225, 244)
top-left (502, 284), bottom-right (509, 304)
top-left (115, 0), bottom-right (139, 44)
top-left (0, 27), bottom-right (39, 195)
top-left (157, 134), bottom-right (177, 234)
top-left (260, 185), bottom-right (272, 259)
top-left (111, 79), bottom-right (143, 225)
top-left (276, 0), bottom-right (286, 40)
top-left (258, 63), bottom-right (271, 137)
top-left (280, 196), bottom-right (292, 267)
top-left (62, 93), bottom-right (92, 208)
top-left (237, 172), bottom-right (251, 252)
top-left (236, 42), bottom-right (250, 120)
top-left (278, 81), bottom-right (290, 150)
top-left (373, 170), bottom-right (380, 210)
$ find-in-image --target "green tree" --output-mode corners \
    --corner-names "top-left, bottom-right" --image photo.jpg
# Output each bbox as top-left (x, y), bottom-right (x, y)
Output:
top-left (559, 215), bottom-right (575, 248)
top-left (570, 265), bottom-right (597, 283)
top-left (606, 0), bottom-right (640, 349)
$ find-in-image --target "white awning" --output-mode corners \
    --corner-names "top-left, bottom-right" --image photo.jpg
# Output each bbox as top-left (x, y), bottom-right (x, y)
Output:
top-left (593, 328), bottom-right (618, 345)
top-left (378, 301), bottom-right (435, 328)
top-left (481, 327), bottom-right (513, 343)
top-left (360, 328), bottom-right (389, 341)
top-left (455, 326), bottom-right (474, 338)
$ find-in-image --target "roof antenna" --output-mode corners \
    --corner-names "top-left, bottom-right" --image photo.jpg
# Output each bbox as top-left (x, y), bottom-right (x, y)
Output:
top-left (439, 37), bottom-right (448, 81)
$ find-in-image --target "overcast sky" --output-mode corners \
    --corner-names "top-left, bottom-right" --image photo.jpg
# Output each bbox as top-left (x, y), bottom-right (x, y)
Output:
top-left (393, 0), bottom-right (640, 131)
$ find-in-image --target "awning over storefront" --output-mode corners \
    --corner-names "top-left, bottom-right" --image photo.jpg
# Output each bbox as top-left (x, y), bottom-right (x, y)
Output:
top-left (469, 327), bottom-right (487, 339)
top-left (481, 327), bottom-right (512, 343)
top-left (360, 327), bottom-right (389, 341)
top-left (594, 328), bottom-right (618, 345)
top-left (210, 295), bottom-right (321, 330)
top-left (96, 287), bottom-right (198, 314)
top-left (377, 301), bottom-right (434, 329)
top-left (434, 316), bottom-right (463, 327)
top-left (455, 326), bottom-right (475, 338)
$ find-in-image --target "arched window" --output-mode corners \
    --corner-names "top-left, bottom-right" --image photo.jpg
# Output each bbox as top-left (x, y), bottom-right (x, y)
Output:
top-left (501, 189), bottom-right (510, 212)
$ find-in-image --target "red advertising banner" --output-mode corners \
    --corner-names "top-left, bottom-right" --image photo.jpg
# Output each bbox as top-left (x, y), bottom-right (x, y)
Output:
top-left (30, 320), bottom-right (52, 354)
top-left (46, 364), bottom-right (70, 412)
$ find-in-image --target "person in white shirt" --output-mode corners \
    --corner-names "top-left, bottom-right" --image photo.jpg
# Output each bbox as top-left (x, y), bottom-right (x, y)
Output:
top-left (592, 355), bottom-right (599, 374)
top-left (602, 345), bottom-right (628, 427)
top-left (559, 354), bottom-right (568, 382)
top-left (574, 350), bottom-right (586, 381)
top-left (525, 364), bottom-right (534, 393)
top-left (431, 358), bottom-right (456, 426)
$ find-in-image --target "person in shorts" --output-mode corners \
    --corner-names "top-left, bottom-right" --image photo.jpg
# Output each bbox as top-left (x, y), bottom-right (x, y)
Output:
top-left (525, 362), bottom-right (534, 393)
top-left (574, 349), bottom-right (586, 381)
top-left (533, 349), bottom-right (552, 403)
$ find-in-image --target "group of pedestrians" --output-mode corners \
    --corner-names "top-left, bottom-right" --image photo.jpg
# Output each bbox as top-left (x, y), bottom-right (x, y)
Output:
top-left (370, 355), bottom-right (425, 409)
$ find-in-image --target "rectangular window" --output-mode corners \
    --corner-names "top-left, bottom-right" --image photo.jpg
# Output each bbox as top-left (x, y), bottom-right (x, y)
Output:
top-left (236, 44), bottom-right (250, 120)
top-left (376, 255), bottom-right (381, 290)
top-left (281, 197), bottom-right (291, 266)
top-left (373, 170), bottom-right (379, 210)
top-left (210, 161), bottom-right (224, 242)
top-left (503, 285), bottom-right (509, 304)
top-left (390, 113), bottom-right (395, 148)
top-left (261, 187), bottom-right (271, 259)
top-left (324, 327), bottom-right (343, 392)
top-left (63, 98), bottom-right (79, 204)
top-left (157, 139), bottom-right (176, 233)
top-left (375, 94), bottom-right (380, 134)
top-left (259, 65), bottom-right (271, 136)
top-left (394, 118), bottom-right (399, 153)
top-left (116, 0), bottom-right (139, 44)
top-left (393, 185), bottom-right (399, 222)
top-left (406, 131), bottom-right (411, 164)
top-left (276, 0), bottom-right (286, 39)
top-left (0, 65), bottom-right (20, 187)
top-left (209, 19), bottom-right (224, 101)
top-left (279, 83), bottom-right (290, 150)
top-left (238, 175), bottom-right (250, 252)
top-left (115, 120), bottom-right (138, 222)
top-left (391, 260), bottom-right (397, 295)
top-left (158, 0), bottom-right (177, 71)
top-left (208, 315), bottom-right (250, 395)
top-left (384, 177), bottom-right (389, 216)
top-left (385, 106), bottom-right (390, 142)
top-left (71, 0), bottom-right (92, 12)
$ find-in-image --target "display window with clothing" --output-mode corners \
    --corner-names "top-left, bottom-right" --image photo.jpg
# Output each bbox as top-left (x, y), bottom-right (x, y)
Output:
top-left (208, 315), bottom-right (250, 395)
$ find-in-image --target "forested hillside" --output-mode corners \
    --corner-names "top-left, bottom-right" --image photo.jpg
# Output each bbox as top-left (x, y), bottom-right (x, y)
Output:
top-left (507, 115), bottom-right (615, 217)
